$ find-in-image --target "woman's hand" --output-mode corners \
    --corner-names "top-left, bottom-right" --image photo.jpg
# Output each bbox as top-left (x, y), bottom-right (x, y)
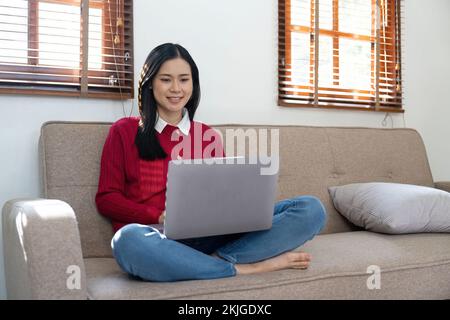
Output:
top-left (158, 210), bottom-right (166, 224)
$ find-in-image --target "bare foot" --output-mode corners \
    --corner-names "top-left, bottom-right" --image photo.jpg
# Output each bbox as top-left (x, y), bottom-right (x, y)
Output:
top-left (233, 251), bottom-right (312, 275)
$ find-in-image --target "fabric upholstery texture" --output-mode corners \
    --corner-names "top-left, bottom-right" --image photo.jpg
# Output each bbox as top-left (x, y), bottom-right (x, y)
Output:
top-left (2, 199), bottom-right (87, 299)
top-left (4, 121), bottom-right (447, 299)
top-left (84, 231), bottom-right (450, 299)
top-left (39, 122), bottom-right (434, 258)
top-left (435, 181), bottom-right (450, 193)
top-left (329, 182), bottom-right (450, 234)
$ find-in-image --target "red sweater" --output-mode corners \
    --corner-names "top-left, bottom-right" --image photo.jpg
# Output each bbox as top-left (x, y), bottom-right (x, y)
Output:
top-left (95, 117), bottom-right (224, 232)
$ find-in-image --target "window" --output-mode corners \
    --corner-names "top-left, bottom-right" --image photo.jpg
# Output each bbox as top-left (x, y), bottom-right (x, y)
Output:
top-left (0, 0), bottom-right (133, 99)
top-left (278, 0), bottom-right (403, 112)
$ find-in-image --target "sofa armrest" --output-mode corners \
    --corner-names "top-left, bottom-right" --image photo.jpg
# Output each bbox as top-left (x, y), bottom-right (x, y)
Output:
top-left (434, 181), bottom-right (450, 193)
top-left (2, 199), bottom-right (87, 299)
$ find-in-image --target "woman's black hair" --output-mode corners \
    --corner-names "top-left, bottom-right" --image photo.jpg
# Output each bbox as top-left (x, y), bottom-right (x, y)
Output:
top-left (135, 43), bottom-right (200, 160)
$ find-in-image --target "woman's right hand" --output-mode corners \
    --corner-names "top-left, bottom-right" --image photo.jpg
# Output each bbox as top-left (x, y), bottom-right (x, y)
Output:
top-left (158, 210), bottom-right (166, 224)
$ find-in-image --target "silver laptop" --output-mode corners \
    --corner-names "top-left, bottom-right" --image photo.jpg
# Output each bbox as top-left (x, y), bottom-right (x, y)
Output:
top-left (150, 157), bottom-right (278, 240)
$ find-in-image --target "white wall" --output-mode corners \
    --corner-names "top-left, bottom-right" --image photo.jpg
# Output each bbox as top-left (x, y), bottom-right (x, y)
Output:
top-left (0, 0), bottom-right (449, 299)
top-left (403, 0), bottom-right (450, 181)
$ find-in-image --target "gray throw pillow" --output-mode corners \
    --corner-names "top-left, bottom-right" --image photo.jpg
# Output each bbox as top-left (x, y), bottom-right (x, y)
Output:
top-left (328, 182), bottom-right (450, 234)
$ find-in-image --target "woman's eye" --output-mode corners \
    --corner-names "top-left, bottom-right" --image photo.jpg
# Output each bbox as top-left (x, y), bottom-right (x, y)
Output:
top-left (161, 78), bottom-right (170, 82)
top-left (181, 78), bottom-right (190, 82)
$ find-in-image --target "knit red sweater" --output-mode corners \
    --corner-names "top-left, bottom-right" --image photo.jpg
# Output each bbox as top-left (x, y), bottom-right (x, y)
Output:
top-left (95, 117), bottom-right (224, 232)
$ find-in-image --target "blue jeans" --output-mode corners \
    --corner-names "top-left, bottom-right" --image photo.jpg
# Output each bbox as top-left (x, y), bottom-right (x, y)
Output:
top-left (111, 195), bottom-right (326, 282)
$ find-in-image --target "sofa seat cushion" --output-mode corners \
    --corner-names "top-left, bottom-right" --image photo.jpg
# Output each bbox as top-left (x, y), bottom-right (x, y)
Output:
top-left (85, 231), bottom-right (450, 299)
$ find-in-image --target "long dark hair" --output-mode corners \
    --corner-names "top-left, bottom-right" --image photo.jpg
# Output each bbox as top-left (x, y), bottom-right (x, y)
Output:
top-left (135, 43), bottom-right (200, 160)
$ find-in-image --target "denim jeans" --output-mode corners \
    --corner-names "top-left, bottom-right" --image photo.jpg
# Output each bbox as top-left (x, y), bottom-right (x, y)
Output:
top-left (111, 195), bottom-right (326, 282)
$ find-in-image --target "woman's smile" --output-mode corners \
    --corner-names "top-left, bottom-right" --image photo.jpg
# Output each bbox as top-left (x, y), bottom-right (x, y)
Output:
top-left (167, 96), bottom-right (183, 104)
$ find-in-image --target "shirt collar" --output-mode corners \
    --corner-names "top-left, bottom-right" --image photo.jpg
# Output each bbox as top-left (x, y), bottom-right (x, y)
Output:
top-left (154, 108), bottom-right (191, 135)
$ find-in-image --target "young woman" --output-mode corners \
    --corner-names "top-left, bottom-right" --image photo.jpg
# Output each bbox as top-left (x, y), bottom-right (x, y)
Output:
top-left (96, 43), bottom-right (326, 282)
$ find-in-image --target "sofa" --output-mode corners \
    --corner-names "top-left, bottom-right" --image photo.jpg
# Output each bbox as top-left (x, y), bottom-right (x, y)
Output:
top-left (3, 121), bottom-right (450, 299)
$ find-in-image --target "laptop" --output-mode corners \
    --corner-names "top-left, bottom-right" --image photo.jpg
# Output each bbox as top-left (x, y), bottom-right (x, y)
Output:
top-left (149, 157), bottom-right (278, 240)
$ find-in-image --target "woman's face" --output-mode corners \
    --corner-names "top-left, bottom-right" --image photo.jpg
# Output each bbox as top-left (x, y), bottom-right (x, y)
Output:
top-left (152, 57), bottom-right (193, 120)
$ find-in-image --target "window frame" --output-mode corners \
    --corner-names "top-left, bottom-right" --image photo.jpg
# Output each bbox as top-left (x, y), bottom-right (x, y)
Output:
top-left (0, 0), bottom-right (134, 99)
top-left (278, 0), bottom-right (403, 113)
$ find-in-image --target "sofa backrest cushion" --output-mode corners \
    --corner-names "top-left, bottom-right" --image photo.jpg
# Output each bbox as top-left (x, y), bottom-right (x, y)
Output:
top-left (39, 122), bottom-right (434, 258)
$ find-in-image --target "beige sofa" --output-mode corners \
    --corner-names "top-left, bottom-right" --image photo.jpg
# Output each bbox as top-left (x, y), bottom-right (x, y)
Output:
top-left (3, 121), bottom-right (450, 299)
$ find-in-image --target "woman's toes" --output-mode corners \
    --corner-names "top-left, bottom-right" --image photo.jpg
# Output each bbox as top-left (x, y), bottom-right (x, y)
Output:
top-left (299, 252), bottom-right (311, 261)
top-left (293, 251), bottom-right (311, 261)
top-left (292, 261), bottom-right (309, 269)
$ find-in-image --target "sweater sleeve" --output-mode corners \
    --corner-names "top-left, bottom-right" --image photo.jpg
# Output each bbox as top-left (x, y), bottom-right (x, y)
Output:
top-left (95, 124), bottom-right (161, 224)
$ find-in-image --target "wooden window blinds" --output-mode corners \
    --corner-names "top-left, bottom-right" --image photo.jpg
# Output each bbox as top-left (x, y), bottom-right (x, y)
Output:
top-left (0, 0), bottom-right (134, 99)
top-left (279, 0), bottom-right (403, 112)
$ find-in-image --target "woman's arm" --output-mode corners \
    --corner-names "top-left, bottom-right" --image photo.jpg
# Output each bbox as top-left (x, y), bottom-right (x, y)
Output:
top-left (95, 124), bottom-right (161, 224)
